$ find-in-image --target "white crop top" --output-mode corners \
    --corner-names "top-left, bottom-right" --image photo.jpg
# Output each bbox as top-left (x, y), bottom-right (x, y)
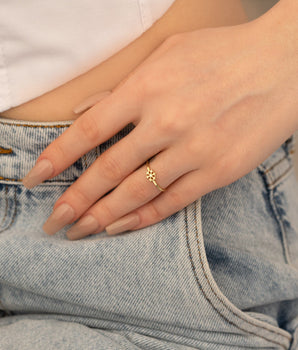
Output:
top-left (0, 0), bottom-right (175, 113)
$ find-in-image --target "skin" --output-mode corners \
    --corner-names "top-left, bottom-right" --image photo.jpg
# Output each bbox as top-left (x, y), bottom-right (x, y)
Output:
top-left (0, 0), bottom-right (247, 121)
top-left (22, 0), bottom-right (298, 240)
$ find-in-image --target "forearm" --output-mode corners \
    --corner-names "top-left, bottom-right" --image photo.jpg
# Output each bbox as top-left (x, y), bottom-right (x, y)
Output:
top-left (247, 0), bottom-right (297, 130)
top-left (254, 0), bottom-right (298, 54)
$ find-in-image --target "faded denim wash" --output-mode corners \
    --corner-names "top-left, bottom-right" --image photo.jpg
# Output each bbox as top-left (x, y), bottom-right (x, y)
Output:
top-left (0, 116), bottom-right (297, 349)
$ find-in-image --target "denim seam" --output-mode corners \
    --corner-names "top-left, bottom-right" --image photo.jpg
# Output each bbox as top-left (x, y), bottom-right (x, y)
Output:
top-left (96, 331), bottom-right (143, 350)
top-left (95, 147), bottom-right (99, 158)
top-left (185, 202), bottom-right (291, 348)
top-left (258, 156), bottom-right (294, 190)
top-left (269, 187), bottom-right (292, 266)
top-left (282, 136), bottom-right (296, 157)
top-left (83, 154), bottom-right (88, 169)
top-left (0, 186), bottom-right (17, 234)
top-left (188, 206), bottom-right (289, 347)
top-left (0, 185), bottom-right (8, 228)
top-left (257, 165), bottom-right (292, 265)
top-left (0, 300), bottom-right (12, 316)
top-left (289, 329), bottom-right (297, 350)
top-left (0, 278), bottom-right (230, 343)
top-left (263, 156), bottom-right (289, 175)
top-left (0, 301), bottom-right (13, 317)
top-left (0, 177), bottom-right (76, 186)
top-left (267, 165), bottom-right (293, 190)
top-left (0, 121), bottom-right (71, 128)
top-left (0, 146), bottom-right (13, 154)
top-left (0, 177), bottom-right (23, 183)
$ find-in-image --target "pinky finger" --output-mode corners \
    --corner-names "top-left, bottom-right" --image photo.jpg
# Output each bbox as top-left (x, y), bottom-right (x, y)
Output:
top-left (105, 169), bottom-right (216, 235)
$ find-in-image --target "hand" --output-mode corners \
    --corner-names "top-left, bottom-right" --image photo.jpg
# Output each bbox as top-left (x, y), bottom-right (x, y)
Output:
top-left (22, 15), bottom-right (298, 240)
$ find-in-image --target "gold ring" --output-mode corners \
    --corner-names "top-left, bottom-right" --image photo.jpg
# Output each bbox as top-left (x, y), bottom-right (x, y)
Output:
top-left (146, 160), bottom-right (166, 192)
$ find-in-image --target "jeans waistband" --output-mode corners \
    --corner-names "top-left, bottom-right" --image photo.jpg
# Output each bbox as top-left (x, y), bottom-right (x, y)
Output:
top-left (0, 116), bottom-right (134, 185)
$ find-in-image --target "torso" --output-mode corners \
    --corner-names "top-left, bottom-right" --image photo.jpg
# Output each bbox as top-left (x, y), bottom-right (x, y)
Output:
top-left (0, 0), bottom-right (247, 122)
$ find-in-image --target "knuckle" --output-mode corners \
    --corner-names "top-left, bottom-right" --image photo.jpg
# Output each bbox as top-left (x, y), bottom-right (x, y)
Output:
top-left (165, 189), bottom-right (184, 208)
top-left (146, 201), bottom-right (164, 222)
top-left (75, 115), bottom-right (101, 144)
top-left (41, 142), bottom-right (68, 176)
top-left (213, 152), bottom-right (236, 186)
top-left (215, 148), bottom-right (235, 172)
top-left (185, 138), bottom-right (201, 158)
top-left (160, 119), bottom-right (177, 134)
top-left (67, 186), bottom-right (93, 209)
top-left (126, 178), bottom-right (150, 203)
top-left (163, 33), bottom-right (183, 48)
top-left (97, 202), bottom-right (115, 223)
top-left (134, 71), bottom-right (153, 98)
top-left (154, 113), bottom-right (181, 136)
top-left (100, 154), bottom-right (124, 182)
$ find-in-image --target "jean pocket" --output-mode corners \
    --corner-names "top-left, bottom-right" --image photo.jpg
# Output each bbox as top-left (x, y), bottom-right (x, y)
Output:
top-left (185, 196), bottom-right (293, 349)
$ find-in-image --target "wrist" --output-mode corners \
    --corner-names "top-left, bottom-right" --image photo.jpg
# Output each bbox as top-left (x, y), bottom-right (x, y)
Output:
top-left (252, 0), bottom-right (298, 50)
top-left (256, 0), bottom-right (298, 24)
top-left (248, 1), bottom-right (298, 132)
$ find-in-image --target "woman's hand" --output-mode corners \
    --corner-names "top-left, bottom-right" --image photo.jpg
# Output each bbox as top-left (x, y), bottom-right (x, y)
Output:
top-left (22, 5), bottom-right (298, 240)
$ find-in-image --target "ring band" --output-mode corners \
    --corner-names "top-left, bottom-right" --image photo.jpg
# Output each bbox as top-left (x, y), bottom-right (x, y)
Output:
top-left (146, 160), bottom-right (166, 192)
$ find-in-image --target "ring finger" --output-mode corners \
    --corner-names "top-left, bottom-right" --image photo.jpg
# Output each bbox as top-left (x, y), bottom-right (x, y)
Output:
top-left (42, 124), bottom-right (165, 234)
top-left (66, 146), bottom-right (192, 240)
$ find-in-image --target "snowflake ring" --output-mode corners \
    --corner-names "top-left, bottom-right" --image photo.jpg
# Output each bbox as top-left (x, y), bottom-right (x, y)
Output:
top-left (146, 160), bottom-right (166, 192)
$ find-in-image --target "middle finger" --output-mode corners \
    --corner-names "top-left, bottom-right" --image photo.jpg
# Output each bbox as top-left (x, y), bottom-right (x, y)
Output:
top-left (66, 145), bottom-right (190, 240)
top-left (42, 124), bottom-right (166, 235)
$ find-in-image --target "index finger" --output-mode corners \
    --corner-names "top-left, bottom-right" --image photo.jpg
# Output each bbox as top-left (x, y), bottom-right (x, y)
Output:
top-left (22, 84), bottom-right (141, 189)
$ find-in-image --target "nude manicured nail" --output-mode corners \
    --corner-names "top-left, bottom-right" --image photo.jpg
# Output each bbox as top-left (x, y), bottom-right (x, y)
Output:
top-left (66, 215), bottom-right (99, 240)
top-left (43, 203), bottom-right (75, 235)
top-left (105, 213), bottom-right (140, 236)
top-left (73, 91), bottom-right (112, 114)
top-left (22, 159), bottom-right (54, 189)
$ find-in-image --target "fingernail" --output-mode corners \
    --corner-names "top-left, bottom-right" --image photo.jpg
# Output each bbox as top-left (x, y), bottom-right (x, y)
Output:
top-left (73, 91), bottom-right (112, 114)
top-left (66, 215), bottom-right (99, 240)
top-left (105, 213), bottom-right (140, 236)
top-left (22, 159), bottom-right (54, 189)
top-left (43, 203), bottom-right (75, 235)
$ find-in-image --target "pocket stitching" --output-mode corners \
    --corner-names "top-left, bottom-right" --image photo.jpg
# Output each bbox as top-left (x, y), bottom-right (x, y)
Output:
top-left (268, 165), bottom-right (293, 189)
top-left (0, 176), bottom-right (74, 186)
top-left (0, 186), bottom-right (17, 234)
top-left (185, 200), bottom-right (291, 349)
top-left (0, 185), bottom-right (9, 228)
top-left (0, 121), bottom-right (72, 128)
top-left (268, 187), bottom-right (292, 266)
top-left (258, 155), bottom-right (294, 190)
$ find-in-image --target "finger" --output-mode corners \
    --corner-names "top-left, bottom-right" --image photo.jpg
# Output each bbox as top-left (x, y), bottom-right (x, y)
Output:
top-left (105, 168), bottom-right (216, 236)
top-left (22, 80), bottom-right (142, 189)
top-left (65, 146), bottom-right (193, 240)
top-left (43, 123), bottom-right (166, 231)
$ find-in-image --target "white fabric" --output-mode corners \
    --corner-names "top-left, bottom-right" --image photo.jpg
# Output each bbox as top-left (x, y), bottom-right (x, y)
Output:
top-left (0, 0), bottom-right (175, 112)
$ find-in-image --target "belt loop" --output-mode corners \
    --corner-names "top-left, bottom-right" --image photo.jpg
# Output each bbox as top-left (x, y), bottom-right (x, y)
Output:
top-left (282, 135), bottom-right (295, 157)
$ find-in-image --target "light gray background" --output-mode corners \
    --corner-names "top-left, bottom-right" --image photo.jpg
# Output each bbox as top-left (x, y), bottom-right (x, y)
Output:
top-left (241, 0), bottom-right (298, 178)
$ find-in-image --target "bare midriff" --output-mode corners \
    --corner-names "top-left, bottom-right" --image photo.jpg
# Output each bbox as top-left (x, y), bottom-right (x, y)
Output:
top-left (0, 0), bottom-right (247, 122)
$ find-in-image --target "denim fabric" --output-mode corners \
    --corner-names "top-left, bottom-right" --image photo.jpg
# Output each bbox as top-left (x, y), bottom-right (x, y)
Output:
top-left (0, 116), bottom-right (297, 350)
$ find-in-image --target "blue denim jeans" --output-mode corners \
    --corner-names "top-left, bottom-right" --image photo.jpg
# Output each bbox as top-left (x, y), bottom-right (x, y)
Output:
top-left (0, 116), bottom-right (297, 350)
